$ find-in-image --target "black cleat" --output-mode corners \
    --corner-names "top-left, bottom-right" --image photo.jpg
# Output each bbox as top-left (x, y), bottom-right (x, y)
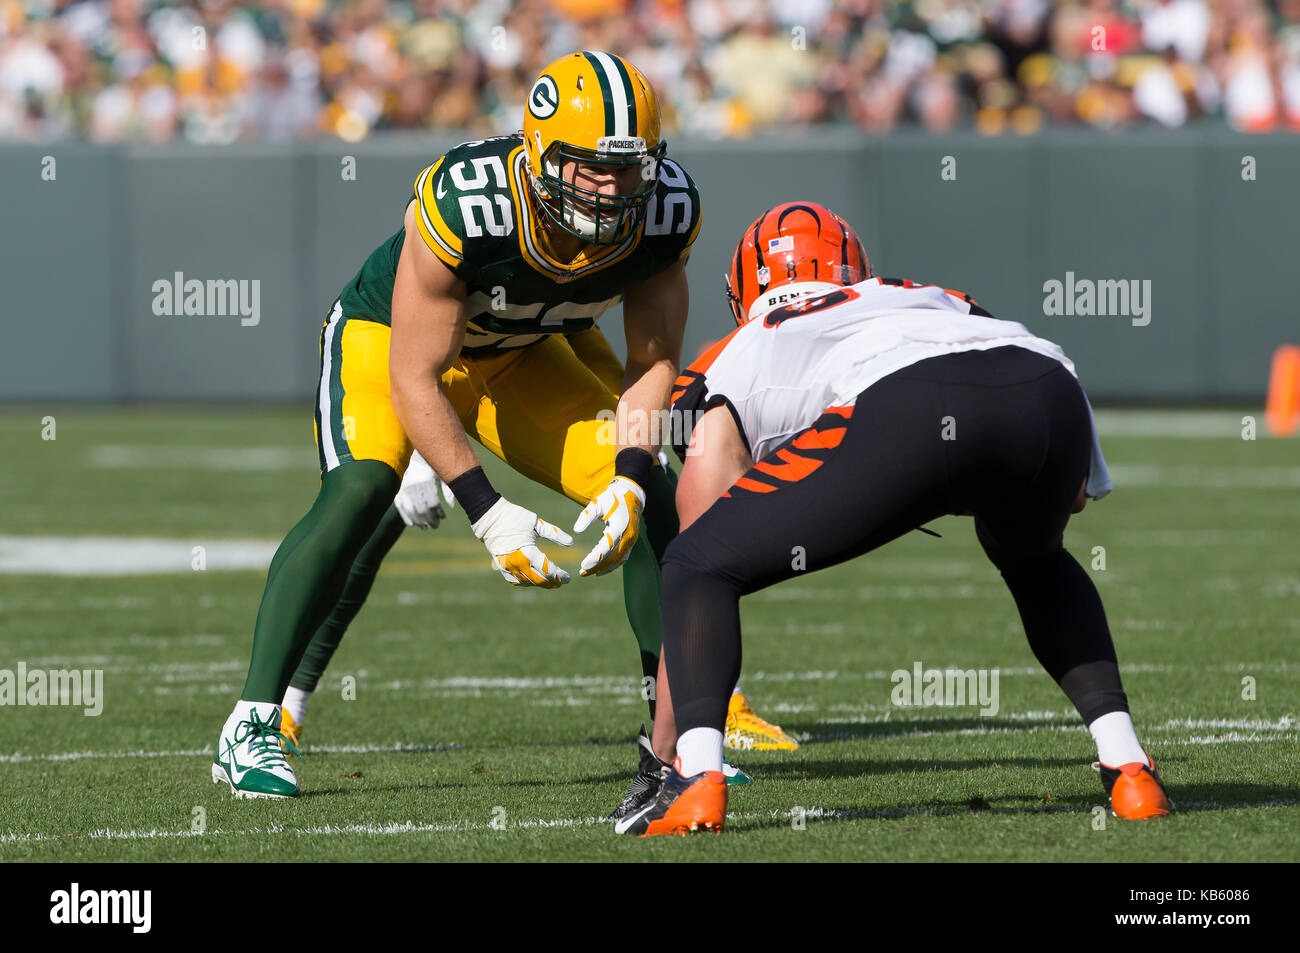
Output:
top-left (605, 724), bottom-right (669, 821)
top-left (613, 764), bottom-right (728, 836)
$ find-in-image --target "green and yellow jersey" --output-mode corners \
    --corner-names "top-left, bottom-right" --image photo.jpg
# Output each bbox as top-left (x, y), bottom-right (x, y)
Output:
top-left (337, 133), bottom-right (701, 355)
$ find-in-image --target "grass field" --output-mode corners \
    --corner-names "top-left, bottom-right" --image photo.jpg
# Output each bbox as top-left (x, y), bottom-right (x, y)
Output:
top-left (0, 407), bottom-right (1296, 862)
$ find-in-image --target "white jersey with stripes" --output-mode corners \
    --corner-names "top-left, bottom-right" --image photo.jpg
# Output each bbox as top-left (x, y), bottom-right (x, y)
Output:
top-left (674, 277), bottom-right (1112, 498)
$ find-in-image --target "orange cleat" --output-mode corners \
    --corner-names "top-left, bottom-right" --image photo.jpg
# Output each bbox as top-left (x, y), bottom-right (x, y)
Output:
top-left (613, 762), bottom-right (728, 837)
top-left (1097, 758), bottom-right (1173, 819)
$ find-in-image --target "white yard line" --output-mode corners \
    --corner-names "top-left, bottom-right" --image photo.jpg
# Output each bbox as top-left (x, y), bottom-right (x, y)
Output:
top-left (6, 711), bottom-right (1295, 765)
top-left (0, 536), bottom-right (279, 575)
top-left (806, 725), bottom-right (1298, 744)
top-left (0, 742), bottom-right (462, 764)
top-left (129, 663), bottom-right (1177, 696)
top-left (1091, 410), bottom-right (1260, 439)
top-left (5, 796), bottom-right (1299, 846)
top-left (0, 540), bottom-right (588, 580)
top-left (87, 445), bottom-right (312, 471)
top-left (1108, 463), bottom-right (1300, 489)
top-left (0, 811), bottom-right (758, 843)
top-left (1154, 716), bottom-right (1296, 731)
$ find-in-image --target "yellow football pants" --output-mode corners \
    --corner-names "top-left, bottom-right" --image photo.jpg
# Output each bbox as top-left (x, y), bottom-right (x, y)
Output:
top-left (314, 305), bottom-right (624, 506)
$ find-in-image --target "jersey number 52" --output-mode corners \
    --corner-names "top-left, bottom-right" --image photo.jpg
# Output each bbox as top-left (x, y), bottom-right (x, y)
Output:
top-left (448, 156), bottom-right (514, 238)
top-left (645, 159), bottom-right (692, 236)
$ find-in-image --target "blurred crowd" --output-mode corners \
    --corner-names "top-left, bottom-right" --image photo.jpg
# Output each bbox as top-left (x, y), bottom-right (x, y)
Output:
top-left (3, 0), bottom-right (1300, 142)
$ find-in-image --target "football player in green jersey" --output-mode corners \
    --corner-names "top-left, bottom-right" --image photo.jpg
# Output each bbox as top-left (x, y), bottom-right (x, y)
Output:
top-left (213, 51), bottom-right (794, 811)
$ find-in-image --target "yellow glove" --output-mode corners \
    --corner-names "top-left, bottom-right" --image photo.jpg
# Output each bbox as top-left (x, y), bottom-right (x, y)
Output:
top-left (471, 497), bottom-right (573, 588)
top-left (573, 476), bottom-right (645, 577)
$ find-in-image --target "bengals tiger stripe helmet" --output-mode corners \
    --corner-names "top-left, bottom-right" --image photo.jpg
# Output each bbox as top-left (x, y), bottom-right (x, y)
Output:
top-left (725, 203), bottom-right (871, 326)
top-left (523, 51), bottom-right (666, 245)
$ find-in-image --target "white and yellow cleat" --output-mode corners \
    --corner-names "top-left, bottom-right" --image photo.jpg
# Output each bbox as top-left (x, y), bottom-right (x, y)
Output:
top-left (725, 693), bottom-right (800, 751)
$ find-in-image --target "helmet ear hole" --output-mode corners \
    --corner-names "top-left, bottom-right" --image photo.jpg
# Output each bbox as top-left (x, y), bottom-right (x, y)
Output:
top-left (724, 275), bottom-right (744, 326)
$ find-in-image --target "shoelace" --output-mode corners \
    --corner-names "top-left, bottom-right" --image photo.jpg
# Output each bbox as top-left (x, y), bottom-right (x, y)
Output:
top-left (230, 711), bottom-right (302, 767)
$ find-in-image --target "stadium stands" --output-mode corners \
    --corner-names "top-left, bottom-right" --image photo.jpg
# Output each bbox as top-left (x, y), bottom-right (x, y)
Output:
top-left (2, 0), bottom-right (1299, 142)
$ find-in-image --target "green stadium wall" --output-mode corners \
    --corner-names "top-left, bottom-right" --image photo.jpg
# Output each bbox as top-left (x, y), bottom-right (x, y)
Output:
top-left (2, 130), bottom-right (1295, 403)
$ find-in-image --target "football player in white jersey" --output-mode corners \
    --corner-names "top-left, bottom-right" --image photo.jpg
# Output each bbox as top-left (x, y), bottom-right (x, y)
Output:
top-left (617, 202), bottom-right (1172, 836)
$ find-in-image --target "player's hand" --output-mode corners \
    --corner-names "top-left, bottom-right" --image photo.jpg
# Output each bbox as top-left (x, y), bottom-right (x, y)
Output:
top-left (573, 476), bottom-right (645, 577)
top-left (470, 496), bottom-right (573, 588)
top-left (395, 450), bottom-right (450, 529)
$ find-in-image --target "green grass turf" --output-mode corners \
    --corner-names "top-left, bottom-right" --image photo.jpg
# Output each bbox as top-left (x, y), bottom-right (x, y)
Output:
top-left (0, 407), bottom-right (1296, 861)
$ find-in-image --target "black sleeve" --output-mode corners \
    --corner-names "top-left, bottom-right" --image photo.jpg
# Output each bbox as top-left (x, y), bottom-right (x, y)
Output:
top-left (670, 369), bottom-right (708, 463)
top-left (670, 370), bottom-right (751, 462)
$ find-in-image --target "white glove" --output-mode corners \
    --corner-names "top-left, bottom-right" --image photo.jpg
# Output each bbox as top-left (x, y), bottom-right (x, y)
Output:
top-left (471, 496), bottom-right (573, 588)
top-left (394, 451), bottom-right (450, 529)
top-left (573, 476), bottom-right (645, 577)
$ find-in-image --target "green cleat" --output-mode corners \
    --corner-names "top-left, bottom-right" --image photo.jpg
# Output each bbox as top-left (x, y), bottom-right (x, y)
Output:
top-left (723, 761), bottom-right (753, 786)
top-left (212, 702), bottom-right (301, 799)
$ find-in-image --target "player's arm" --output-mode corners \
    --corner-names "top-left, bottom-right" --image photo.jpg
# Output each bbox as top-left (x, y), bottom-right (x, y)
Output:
top-left (390, 202), bottom-right (479, 483)
top-left (619, 257), bottom-right (689, 446)
top-left (391, 201), bottom-right (572, 587)
top-left (674, 404), bottom-right (752, 530)
top-left (573, 258), bottom-right (689, 576)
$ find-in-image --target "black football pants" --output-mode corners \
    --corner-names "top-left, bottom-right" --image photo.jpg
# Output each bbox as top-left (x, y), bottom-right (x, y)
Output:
top-left (662, 346), bottom-right (1128, 737)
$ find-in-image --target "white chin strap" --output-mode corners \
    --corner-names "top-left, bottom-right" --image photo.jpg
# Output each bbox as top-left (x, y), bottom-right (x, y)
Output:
top-left (746, 281), bottom-right (841, 323)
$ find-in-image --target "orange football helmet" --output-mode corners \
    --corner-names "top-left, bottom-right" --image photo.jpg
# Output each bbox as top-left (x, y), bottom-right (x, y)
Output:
top-left (725, 202), bottom-right (871, 326)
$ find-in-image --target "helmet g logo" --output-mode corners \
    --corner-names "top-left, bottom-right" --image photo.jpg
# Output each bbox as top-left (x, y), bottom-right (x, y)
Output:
top-left (528, 75), bottom-right (559, 119)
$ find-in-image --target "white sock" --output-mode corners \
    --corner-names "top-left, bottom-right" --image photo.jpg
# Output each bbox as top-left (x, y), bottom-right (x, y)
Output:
top-left (731, 681), bottom-right (743, 697)
top-left (1089, 711), bottom-right (1149, 767)
top-left (281, 686), bottom-right (311, 725)
top-left (676, 727), bottom-right (724, 776)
